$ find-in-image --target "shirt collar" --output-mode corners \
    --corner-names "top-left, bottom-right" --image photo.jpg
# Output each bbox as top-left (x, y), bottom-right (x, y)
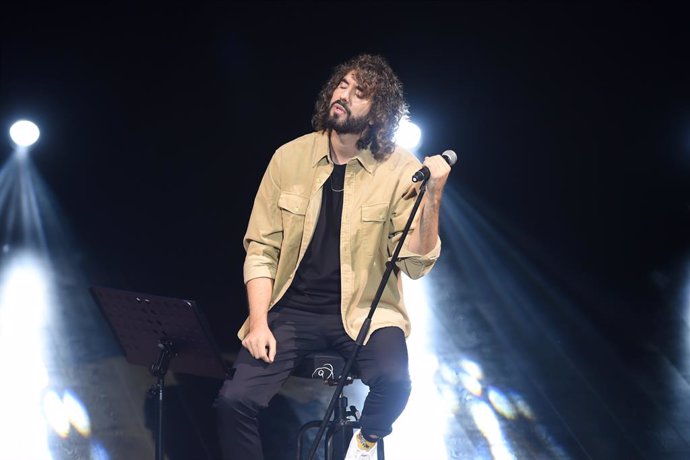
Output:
top-left (311, 130), bottom-right (377, 174)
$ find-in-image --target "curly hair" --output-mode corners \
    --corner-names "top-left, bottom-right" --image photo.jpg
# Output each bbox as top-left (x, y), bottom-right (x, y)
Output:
top-left (311, 54), bottom-right (409, 161)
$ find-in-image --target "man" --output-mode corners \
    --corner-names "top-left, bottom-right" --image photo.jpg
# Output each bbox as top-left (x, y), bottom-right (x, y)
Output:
top-left (215, 53), bottom-right (450, 460)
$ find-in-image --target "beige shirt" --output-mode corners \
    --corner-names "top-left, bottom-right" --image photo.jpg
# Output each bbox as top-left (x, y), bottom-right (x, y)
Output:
top-left (239, 131), bottom-right (441, 344)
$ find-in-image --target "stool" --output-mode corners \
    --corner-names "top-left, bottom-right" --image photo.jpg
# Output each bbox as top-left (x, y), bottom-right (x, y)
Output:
top-left (293, 351), bottom-right (384, 460)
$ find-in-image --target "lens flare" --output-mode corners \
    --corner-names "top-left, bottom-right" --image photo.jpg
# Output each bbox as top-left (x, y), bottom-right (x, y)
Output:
top-left (64, 390), bottom-right (91, 437)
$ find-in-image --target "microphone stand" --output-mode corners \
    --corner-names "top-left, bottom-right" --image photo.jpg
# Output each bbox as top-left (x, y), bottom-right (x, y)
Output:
top-left (306, 177), bottom-right (430, 460)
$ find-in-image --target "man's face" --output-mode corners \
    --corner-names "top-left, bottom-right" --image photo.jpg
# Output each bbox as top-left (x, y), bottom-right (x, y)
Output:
top-left (325, 70), bottom-right (372, 135)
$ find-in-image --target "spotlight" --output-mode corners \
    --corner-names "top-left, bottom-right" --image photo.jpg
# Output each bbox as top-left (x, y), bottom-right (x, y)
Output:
top-left (9, 120), bottom-right (40, 148)
top-left (395, 118), bottom-right (422, 151)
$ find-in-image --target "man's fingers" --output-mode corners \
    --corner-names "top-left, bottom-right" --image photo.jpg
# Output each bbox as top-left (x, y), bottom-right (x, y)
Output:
top-left (242, 332), bottom-right (277, 363)
top-left (251, 339), bottom-right (270, 363)
top-left (256, 342), bottom-right (269, 362)
top-left (241, 338), bottom-right (251, 355)
top-left (242, 338), bottom-right (263, 360)
top-left (268, 338), bottom-right (277, 363)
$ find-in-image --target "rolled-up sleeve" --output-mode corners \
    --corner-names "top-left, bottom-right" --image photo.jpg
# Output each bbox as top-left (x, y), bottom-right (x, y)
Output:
top-left (396, 236), bottom-right (441, 279)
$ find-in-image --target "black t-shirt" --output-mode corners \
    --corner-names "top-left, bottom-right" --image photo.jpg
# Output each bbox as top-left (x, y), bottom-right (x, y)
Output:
top-left (277, 163), bottom-right (345, 314)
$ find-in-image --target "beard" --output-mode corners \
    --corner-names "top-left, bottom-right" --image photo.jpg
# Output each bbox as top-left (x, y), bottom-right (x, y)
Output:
top-left (324, 101), bottom-right (370, 135)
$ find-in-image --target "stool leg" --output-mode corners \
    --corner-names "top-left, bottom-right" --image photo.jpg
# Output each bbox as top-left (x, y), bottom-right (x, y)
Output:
top-left (296, 393), bottom-right (366, 460)
top-left (326, 425), bottom-right (352, 460)
top-left (327, 395), bottom-right (350, 460)
top-left (296, 420), bottom-right (323, 460)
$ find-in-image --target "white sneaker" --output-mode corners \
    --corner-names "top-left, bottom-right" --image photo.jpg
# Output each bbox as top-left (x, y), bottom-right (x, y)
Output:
top-left (345, 429), bottom-right (378, 460)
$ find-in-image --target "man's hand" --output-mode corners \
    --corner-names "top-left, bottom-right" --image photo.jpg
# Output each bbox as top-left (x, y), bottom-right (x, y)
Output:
top-left (241, 321), bottom-right (277, 363)
top-left (421, 154), bottom-right (451, 196)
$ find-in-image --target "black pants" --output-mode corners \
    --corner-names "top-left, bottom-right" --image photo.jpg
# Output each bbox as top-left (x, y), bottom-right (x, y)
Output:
top-left (215, 307), bottom-right (411, 460)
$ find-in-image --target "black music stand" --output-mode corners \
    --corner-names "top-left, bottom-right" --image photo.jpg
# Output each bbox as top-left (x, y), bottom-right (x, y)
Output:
top-left (90, 286), bottom-right (231, 460)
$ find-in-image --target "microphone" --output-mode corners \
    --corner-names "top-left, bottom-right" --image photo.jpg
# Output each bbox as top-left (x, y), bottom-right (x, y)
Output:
top-left (411, 149), bottom-right (457, 182)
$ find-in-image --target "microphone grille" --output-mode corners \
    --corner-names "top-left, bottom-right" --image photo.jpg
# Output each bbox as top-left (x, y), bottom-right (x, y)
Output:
top-left (442, 149), bottom-right (458, 166)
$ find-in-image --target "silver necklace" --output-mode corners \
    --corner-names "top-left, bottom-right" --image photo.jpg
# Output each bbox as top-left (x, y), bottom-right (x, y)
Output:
top-left (329, 141), bottom-right (344, 192)
top-left (330, 166), bottom-right (345, 193)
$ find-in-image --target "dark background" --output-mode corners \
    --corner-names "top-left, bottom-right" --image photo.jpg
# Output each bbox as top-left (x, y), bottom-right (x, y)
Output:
top-left (1, 0), bottom-right (689, 354)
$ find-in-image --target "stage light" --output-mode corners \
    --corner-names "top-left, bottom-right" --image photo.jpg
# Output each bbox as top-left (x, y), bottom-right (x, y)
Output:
top-left (395, 118), bottom-right (422, 151)
top-left (0, 250), bottom-right (53, 459)
top-left (379, 277), bottom-right (450, 460)
top-left (9, 120), bottom-right (40, 148)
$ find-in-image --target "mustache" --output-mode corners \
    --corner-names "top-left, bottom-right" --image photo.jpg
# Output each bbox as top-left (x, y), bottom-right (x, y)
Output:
top-left (330, 99), bottom-right (351, 116)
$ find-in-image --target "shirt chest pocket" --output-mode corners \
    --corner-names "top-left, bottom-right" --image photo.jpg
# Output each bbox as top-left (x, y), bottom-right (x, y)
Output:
top-left (358, 203), bottom-right (389, 256)
top-left (278, 193), bottom-right (308, 247)
top-left (362, 203), bottom-right (389, 222)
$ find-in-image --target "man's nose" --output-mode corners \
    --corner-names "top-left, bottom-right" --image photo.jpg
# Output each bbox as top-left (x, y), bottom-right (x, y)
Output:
top-left (337, 86), bottom-right (351, 101)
